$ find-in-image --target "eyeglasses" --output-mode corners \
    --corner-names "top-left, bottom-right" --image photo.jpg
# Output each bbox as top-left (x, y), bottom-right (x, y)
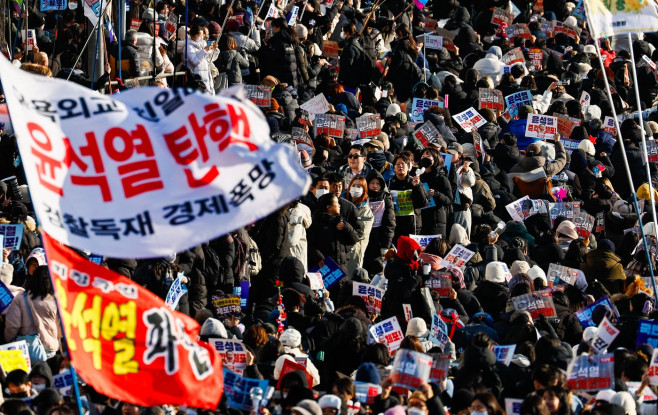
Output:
top-left (394, 163), bottom-right (407, 167)
top-left (347, 154), bottom-right (362, 159)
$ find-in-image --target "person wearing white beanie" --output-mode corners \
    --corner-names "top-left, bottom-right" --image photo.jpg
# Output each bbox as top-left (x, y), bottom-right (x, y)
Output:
top-left (510, 260), bottom-right (530, 276)
top-left (276, 328), bottom-right (321, 386)
top-left (406, 317), bottom-right (434, 352)
top-left (527, 265), bottom-right (547, 288)
top-left (578, 139), bottom-right (595, 157)
top-left (474, 261), bottom-right (512, 318)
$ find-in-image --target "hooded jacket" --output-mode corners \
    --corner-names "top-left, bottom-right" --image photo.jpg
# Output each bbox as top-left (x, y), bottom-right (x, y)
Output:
top-left (279, 257), bottom-right (315, 301)
top-left (419, 166), bottom-right (453, 236)
top-left (364, 169), bottom-right (396, 268)
top-left (473, 47), bottom-right (506, 85)
top-left (581, 247), bottom-right (626, 288)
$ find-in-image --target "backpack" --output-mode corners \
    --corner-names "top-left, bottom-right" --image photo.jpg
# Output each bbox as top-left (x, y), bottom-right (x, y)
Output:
top-left (354, 41), bottom-right (380, 86)
top-left (232, 231), bottom-right (249, 278)
top-left (246, 235), bottom-right (262, 278)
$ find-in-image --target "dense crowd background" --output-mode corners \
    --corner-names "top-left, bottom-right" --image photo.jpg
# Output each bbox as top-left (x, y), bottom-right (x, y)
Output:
top-left (3, 0), bottom-right (658, 415)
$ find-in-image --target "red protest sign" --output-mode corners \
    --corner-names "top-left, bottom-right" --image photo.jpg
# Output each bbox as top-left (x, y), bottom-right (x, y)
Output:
top-left (322, 41), bottom-right (339, 58)
top-left (42, 233), bottom-right (223, 410)
top-left (275, 358), bottom-right (313, 389)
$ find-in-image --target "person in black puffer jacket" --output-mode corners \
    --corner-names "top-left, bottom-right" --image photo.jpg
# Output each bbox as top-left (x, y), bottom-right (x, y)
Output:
top-left (478, 109), bottom-right (502, 150)
top-left (363, 169), bottom-right (396, 271)
top-left (279, 257), bottom-right (315, 303)
top-left (550, 290), bottom-right (583, 346)
top-left (388, 153), bottom-right (429, 241)
top-left (338, 23), bottom-right (367, 89)
top-left (385, 24), bottom-right (421, 103)
top-left (419, 147), bottom-right (454, 236)
top-left (473, 261), bottom-right (511, 321)
top-left (260, 18), bottom-right (301, 93)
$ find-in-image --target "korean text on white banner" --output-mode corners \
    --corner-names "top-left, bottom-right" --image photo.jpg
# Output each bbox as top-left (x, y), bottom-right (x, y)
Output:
top-left (505, 90), bottom-right (533, 118)
top-left (440, 244), bottom-right (475, 269)
top-left (591, 316), bottom-right (620, 354)
top-left (412, 122), bottom-right (442, 147)
top-left (0, 57), bottom-right (311, 258)
top-left (244, 85), bottom-right (272, 108)
top-left (165, 272), bottom-right (188, 310)
top-left (353, 282), bottom-right (384, 315)
top-left (583, 0), bottom-right (658, 38)
top-left (356, 114), bottom-right (381, 138)
top-left (409, 234), bottom-right (440, 249)
top-left (511, 290), bottom-right (557, 319)
top-left (0, 224), bottom-right (23, 251)
top-left (423, 35), bottom-right (443, 50)
top-left (83, 0), bottom-right (112, 26)
top-left (452, 108), bottom-right (487, 133)
top-left (479, 89), bottom-right (504, 111)
top-left (648, 349), bottom-right (658, 385)
top-left (491, 7), bottom-right (514, 26)
top-left (299, 93), bottom-right (330, 121)
top-left (314, 113), bottom-right (346, 138)
top-left (502, 48), bottom-right (525, 65)
top-left (208, 339), bottom-right (247, 374)
top-left (429, 313), bottom-right (449, 349)
top-left (390, 349), bottom-right (433, 390)
top-left (369, 317), bottom-right (404, 353)
top-left (428, 354), bottom-right (450, 384)
top-left (547, 263), bottom-right (582, 286)
top-left (603, 116), bottom-right (617, 135)
top-left (525, 114), bottom-right (558, 140)
top-left (410, 98), bottom-right (444, 123)
top-left (567, 353), bottom-right (615, 391)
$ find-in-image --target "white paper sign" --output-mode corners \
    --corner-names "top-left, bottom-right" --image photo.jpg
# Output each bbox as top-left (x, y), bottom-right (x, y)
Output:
top-left (591, 316), bottom-right (620, 354)
top-left (525, 114), bottom-right (558, 139)
top-left (165, 272), bottom-right (188, 309)
top-left (369, 316), bottom-right (404, 353)
top-left (300, 94), bottom-right (331, 121)
top-left (452, 107), bottom-right (487, 133)
top-left (440, 244), bottom-right (475, 269)
top-left (493, 345), bottom-right (516, 366)
top-left (424, 35), bottom-right (443, 50)
top-left (0, 57), bottom-right (311, 258)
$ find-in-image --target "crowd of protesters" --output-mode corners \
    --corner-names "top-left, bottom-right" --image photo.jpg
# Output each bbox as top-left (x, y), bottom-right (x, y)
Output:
top-left (4, 0), bottom-right (658, 415)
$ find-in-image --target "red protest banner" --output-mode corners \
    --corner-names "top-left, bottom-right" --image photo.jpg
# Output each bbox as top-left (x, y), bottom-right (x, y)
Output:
top-left (42, 233), bottom-right (223, 410)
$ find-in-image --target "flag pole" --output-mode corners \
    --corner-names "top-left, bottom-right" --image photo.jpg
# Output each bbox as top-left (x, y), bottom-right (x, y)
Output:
top-left (627, 31), bottom-right (658, 301)
top-left (67, 0), bottom-right (112, 81)
top-left (582, 1), bottom-right (658, 303)
top-left (90, 0), bottom-right (103, 90)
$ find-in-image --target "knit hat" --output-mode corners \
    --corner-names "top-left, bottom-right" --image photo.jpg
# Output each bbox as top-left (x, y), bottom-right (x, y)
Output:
top-left (527, 265), bottom-right (547, 286)
top-left (485, 261), bottom-right (508, 283)
top-left (280, 328), bottom-right (302, 350)
top-left (386, 103), bottom-right (402, 117)
top-left (396, 112), bottom-right (408, 124)
top-left (598, 239), bottom-right (615, 252)
top-left (354, 363), bottom-right (380, 385)
top-left (451, 389), bottom-right (474, 414)
top-left (300, 150), bottom-right (312, 168)
top-left (511, 260), bottom-right (530, 276)
top-left (637, 183), bottom-right (658, 201)
top-left (564, 16), bottom-right (578, 27)
top-left (578, 139), bottom-right (595, 156)
top-left (318, 395), bottom-right (343, 415)
top-left (208, 21), bottom-right (222, 36)
top-left (583, 44), bottom-right (598, 55)
top-left (270, 98), bottom-right (280, 112)
top-left (142, 7), bottom-right (156, 20)
top-left (556, 220), bottom-right (578, 240)
top-left (294, 24), bottom-right (308, 39)
top-left (200, 318), bottom-right (228, 339)
top-left (292, 400), bottom-right (322, 415)
top-left (406, 317), bottom-right (429, 338)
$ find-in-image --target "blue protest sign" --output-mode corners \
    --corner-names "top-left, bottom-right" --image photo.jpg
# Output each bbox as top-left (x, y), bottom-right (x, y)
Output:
top-left (89, 254), bottom-right (103, 265)
top-left (505, 90), bottom-right (533, 118)
top-left (0, 281), bottom-right (14, 313)
top-left (0, 224), bottom-right (23, 251)
top-left (310, 257), bottom-right (346, 289)
top-left (575, 296), bottom-right (618, 328)
top-left (637, 320), bottom-right (658, 349)
top-left (429, 313), bottom-right (449, 349)
top-left (223, 368), bottom-right (271, 411)
top-left (421, 183), bottom-right (436, 210)
top-left (233, 280), bottom-right (250, 309)
top-left (165, 272), bottom-right (188, 310)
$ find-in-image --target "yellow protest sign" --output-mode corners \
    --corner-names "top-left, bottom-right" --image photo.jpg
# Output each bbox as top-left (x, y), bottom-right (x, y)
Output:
top-left (0, 350), bottom-right (29, 373)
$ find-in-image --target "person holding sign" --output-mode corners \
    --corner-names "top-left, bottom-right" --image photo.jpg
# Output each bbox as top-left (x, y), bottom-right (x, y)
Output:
top-left (345, 177), bottom-right (374, 274)
top-left (381, 236), bottom-right (431, 323)
top-left (418, 148), bottom-right (453, 237)
top-left (307, 194), bottom-right (359, 273)
top-left (388, 154), bottom-right (429, 242)
top-left (363, 170), bottom-right (396, 271)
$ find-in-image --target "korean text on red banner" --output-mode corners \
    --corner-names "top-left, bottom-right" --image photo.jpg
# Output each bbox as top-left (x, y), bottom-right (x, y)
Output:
top-left (42, 233), bottom-right (223, 409)
top-left (413, 122), bottom-right (442, 147)
top-left (391, 349), bottom-right (433, 390)
top-left (479, 89), bottom-right (504, 111)
top-left (566, 353), bottom-right (615, 391)
top-left (369, 317), bottom-right (404, 353)
top-left (0, 57), bottom-right (310, 258)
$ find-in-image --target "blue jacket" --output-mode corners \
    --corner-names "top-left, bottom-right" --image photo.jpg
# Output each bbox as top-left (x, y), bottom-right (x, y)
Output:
top-left (502, 118), bottom-right (539, 151)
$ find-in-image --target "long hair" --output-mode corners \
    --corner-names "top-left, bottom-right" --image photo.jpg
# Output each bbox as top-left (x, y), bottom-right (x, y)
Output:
top-left (27, 265), bottom-right (54, 300)
top-left (346, 176), bottom-right (368, 207)
top-left (473, 393), bottom-right (506, 415)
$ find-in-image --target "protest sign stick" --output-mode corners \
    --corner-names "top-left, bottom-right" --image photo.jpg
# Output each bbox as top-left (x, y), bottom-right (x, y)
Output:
top-left (10, 2), bottom-right (23, 61)
top-left (358, 0), bottom-right (384, 36)
top-left (248, 1), bottom-right (266, 37)
top-left (628, 31), bottom-right (658, 301)
top-left (66, 0), bottom-right (113, 81)
top-left (298, 0), bottom-right (310, 23)
top-left (117, 0), bottom-right (122, 75)
top-left (218, 0), bottom-right (238, 38)
top-left (393, 2), bottom-right (413, 22)
top-left (89, 0), bottom-right (103, 90)
top-left (184, 0), bottom-right (188, 83)
top-left (583, 5), bottom-right (658, 303)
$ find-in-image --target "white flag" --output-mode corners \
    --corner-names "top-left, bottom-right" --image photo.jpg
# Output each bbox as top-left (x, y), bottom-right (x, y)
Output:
top-left (0, 56), bottom-right (310, 258)
top-left (583, 0), bottom-right (658, 38)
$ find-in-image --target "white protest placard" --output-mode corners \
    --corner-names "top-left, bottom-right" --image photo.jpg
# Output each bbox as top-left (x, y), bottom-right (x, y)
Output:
top-left (505, 196), bottom-right (547, 222)
top-left (356, 114), bottom-right (381, 138)
top-left (603, 116), bottom-right (617, 136)
top-left (511, 290), bottom-right (557, 319)
top-left (429, 313), bottom-right (449, 349)
top-left (428, 353), bottom-right (450, 384)
top-left (261, 4), bottom-right (279, 29)
top-left (353, 282), bottom-right (384, 315)
top-left (0, 57), bottom-right (311, 259)
top-left (493, 345), bottom-right (516, 366)
top-left (591, 316), bottom-right (619, 354)
top-left (547, 263), bottom-right (581, 286)
top-left (505, 399), bottom-right (523, 415)
top-left (410, 98), bottom-right (444, 123)
top-left (390, 349), bottom-right (433, 390)
top-left (410, 234), bottom-right (440, 249)
top-left (648, 349), bottom-right (658, 385)
top-left (412, 121), bottom-right (441, 147)
top-left (403, 304), bottom-right (413, 321)
top-left (287, 6), bottom-right (299, 25)
top-left (491, 7), bottom-right (514, 26)
top-left (207, 338), bottom-right (248, 374)
top-left (300, 93), bottom-right (330, 121)
top-left (52, 370), bottom-right (74, 396)
top-left (584, 0), bottom-right (658, 38)
top-left (369, 316), bottom-right (404, 353)
top-left (525, 114), bottom-right (558, 140)
top-left (440, 244), bottom-right (475, 269)
top-left (165, 272), bottom-right (188, 310)
top-left (424, 35), bottom-right (443, 50)
top-left (479, 89), bottom-right (504, 111)
top-left (580, 91), bottom-right (590, 115)
top-left (573, 211), bottom-right (595, 239)
top-left (305, 272), bottom-right (324, 291)
top-left (0, 224), bottom-right (23, 251)
top-left (502, 47), bottom-right (524, 65)
top-left (452, 107), bottom-right (487, 133)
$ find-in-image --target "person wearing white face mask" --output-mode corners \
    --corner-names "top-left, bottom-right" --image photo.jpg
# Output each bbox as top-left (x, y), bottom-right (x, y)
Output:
top-left (185, 23), bottom-right (219, 95)
top-left (301, 175), bottom-right (332, 212)
top-left (29, 362), bottom-right (54, 393)
top-left (345, 176), bottom-right (374, 274)
top-left (469, 393), bottom-right (505, 415)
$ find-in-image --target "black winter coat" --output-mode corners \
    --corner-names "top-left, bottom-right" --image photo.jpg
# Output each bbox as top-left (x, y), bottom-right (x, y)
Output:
top-left (381, 258), bottom-right (431, 322)
top-left (473, 280), bottom-right (510, 320)
top-left (260, 30), bottom-right (301, 92)
top-left (388, 175), bottom-right (428, 241)
top-left (385, 38), bottom-right (420, 102)
top-left (419, 168), bottom-right (453, 236)
top-left (338, 37), bottom-right (365, 88)
top-left (307, 212), bottom-right (359, 272)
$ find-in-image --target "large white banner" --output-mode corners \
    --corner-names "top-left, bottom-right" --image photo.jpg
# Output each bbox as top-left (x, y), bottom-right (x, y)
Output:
top-left (584, 0), bottom-right (658, 38)
top-left (0, 56), bottom-right (310, 258)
